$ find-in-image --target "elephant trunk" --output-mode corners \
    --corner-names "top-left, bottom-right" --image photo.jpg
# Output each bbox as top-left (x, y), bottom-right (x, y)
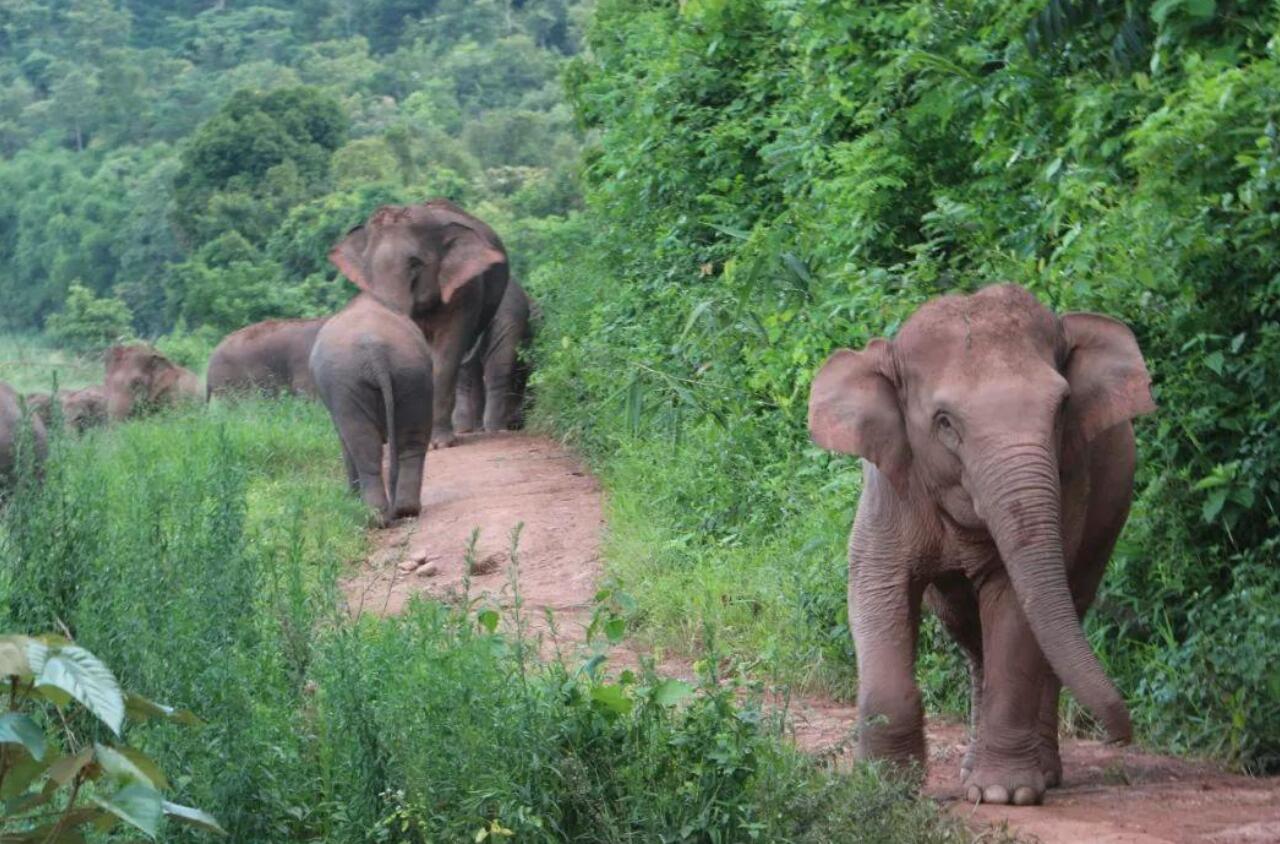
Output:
top-left (972, 442), bottom-right (1132, 744)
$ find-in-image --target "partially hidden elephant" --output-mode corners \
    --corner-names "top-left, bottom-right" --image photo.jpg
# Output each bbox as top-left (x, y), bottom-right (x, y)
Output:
top-left (329, 199), bottom-right (509, 449)
top-left (207, 318), bottom-right (327, 399)
top-left (0, 382), bottom-right (47, 484)
top-left (453, 277), bottom-right (535, 434)
top-left (28, 386), bottom-right (107, 433)
top-left (104, 345), bottom-right (203, 421)
top-left (808, 283), bottom-right (1155, 806)
top-left (313, 208), bottom-right (444, 526)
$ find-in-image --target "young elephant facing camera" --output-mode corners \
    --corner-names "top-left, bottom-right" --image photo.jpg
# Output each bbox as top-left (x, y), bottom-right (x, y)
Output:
top-left (808, 284), bottom-right (1155, 806)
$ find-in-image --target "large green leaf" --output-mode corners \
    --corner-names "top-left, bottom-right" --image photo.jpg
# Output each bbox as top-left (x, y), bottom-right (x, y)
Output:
top-left (30, 645), bottom-right (125, 735)
top-left (590, 683), bottom-right (633, 717)
top-left (93, 782), bottom-right (163, 838)
top-left (1, 754), bottom-right (52, 800)
top-left (94, 743), bottom-right (168, 790)
top-left (0, 713), bottom-right (46, 760)
top-left (163, 801), bottom-right (228, 836)
top-left (124, 692), bottom-right (202, 726)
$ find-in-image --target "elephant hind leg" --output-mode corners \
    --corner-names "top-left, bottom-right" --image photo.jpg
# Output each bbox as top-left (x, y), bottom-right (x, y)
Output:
top-left (926, 575), bottom-right (983, 779)
top-left (336, 413), bottom-right (391, 525)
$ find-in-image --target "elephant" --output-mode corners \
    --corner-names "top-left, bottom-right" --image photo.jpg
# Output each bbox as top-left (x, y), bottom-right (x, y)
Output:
top-left (28, 387), bottom-right (108, 433)
top-left (206, 318), bottom-right (327, 399)
top-left (329, 199), bottom-right (509, 449)
top-left (453, 277), bottom-right (535, 434)
top-left (0, 382), bottom-right (47, 485)
top-left (312, 214), bottom-right (439, 526)
top-left (104, 345), bottom-right (203, 421)
top-left (808, 283), bottom-right (1155, 806)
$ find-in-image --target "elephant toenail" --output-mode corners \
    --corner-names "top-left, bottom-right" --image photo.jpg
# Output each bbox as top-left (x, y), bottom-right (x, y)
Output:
top-left (967, 786), bottom-right (983, 804)
top-left (1013, 786), bottom-right (1039, 805)
top-left (983, 785), bottom-right (1010, 804)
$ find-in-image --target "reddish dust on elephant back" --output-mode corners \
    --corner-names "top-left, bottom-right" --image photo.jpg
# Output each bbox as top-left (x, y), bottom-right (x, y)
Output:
top-left (346, 431), bottom-right (1280, 844)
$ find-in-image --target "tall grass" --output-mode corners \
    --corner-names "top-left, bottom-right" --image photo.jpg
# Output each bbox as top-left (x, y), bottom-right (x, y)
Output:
top-left (0, 397), bottom-right (973, 841)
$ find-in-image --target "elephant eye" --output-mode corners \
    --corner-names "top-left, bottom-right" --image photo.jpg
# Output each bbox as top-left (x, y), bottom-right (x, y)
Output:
top-left (936, 412), bottom-right (953, 430)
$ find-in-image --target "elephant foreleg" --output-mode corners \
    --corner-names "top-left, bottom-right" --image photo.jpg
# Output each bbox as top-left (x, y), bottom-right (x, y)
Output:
top-left (925, 575), bottom-right (984, 779)
top-left (453, 350), bottom-right (484, 434)
top-left (967, 574), bottom-right (1052, 806)
top-left (481, 325), bottom-right (520, 432)
top-left (428, 325), bottom-right (471, 449)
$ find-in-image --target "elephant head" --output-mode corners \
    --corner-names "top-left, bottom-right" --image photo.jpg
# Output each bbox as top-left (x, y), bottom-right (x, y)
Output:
top-left (328, 200), bottom-right (508, 317)
top-left (808, 284), bottom-right (1154, 744)
top-left (104, 345), bottom-right (191, 420)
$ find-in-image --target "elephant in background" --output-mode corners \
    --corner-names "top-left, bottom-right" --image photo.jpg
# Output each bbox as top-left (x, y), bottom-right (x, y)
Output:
top-left (0, 382), bottom-right (47, 484)
top-left (28, 387), bottom-right (108, 433)
top-left (808, 284), bottom-right (1154, 806)
top-left (104, 345), bottom-right (203, 421)
top-left (329, 198), bottom-right (509, 449)
top-left (207, 318), bottom-right (327, 399)
top-left (453, 277), bottom-right (535, 434)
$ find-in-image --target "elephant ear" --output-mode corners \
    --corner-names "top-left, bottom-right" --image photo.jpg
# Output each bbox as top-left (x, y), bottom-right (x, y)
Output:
top-left (1061, 312), bottom-right (1156, 445)
top-left (808, 340), bottom-right (912, 493)
top-left (329, 225), bottom-right (371, 291)
top-left (439, 225), bottom-right (505, 305)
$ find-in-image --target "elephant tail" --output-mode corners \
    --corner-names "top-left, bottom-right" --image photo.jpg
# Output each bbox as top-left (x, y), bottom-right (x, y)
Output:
top-left (378, 362), bottom-right (398, 520)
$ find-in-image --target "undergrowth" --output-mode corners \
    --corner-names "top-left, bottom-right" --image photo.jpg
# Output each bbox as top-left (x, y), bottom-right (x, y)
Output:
top-left (0, 398), bottom-right (972, 842)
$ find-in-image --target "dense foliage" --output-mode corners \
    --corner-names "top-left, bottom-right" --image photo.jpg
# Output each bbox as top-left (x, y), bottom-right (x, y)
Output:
top-left (0, 0), bottom-right (584, 345)
top-left (530, 0), bottom-right (1280, 771)
top-left (0, 403), bottom-right (967, 842)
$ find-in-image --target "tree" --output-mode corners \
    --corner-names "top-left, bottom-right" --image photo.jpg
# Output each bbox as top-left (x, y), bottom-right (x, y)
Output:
top-left (44, 282), bottom-right (135, 352)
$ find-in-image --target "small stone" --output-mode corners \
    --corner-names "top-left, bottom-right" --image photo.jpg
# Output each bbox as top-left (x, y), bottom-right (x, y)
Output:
top-left (414, 562), bottom-right (439, 577)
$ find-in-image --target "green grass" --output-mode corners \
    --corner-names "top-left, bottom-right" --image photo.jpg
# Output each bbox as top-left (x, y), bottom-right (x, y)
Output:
top-left (0, 386), bottom-right (975, 841)
top-left (0, 333), bottom-right (104, 393)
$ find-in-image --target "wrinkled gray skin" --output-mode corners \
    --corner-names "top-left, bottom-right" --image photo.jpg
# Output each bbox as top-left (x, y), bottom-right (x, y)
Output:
top-left (28, 387), bottom-right (107, 433)
top-left (207, 318), bottom-right (327, 399)
top-left (453, 278), bottom-right (535, 433)
top-left (311, 290), bottom-right (434, 528)
top-left (330, 199), bottom-right (509, 449)
top-left (105, 345), bottom-right (202, 421)
top-left (808, 284), bottom-right (1155, 806)
top-left (0, 382), bottom-right (47, 484)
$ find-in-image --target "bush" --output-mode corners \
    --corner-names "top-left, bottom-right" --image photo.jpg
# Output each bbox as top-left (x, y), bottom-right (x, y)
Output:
top-left (43, 282), bottom-right (135, 352)
top-left (528, 0), bottom-right (1280, 769)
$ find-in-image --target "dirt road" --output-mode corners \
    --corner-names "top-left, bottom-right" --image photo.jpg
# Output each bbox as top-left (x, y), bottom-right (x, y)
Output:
top-left (343, 432), bottom-right (1280, 844)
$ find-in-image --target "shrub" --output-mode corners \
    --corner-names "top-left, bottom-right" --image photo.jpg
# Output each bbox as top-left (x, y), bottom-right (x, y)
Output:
top-left (43, 282), bottom-right (135, 353)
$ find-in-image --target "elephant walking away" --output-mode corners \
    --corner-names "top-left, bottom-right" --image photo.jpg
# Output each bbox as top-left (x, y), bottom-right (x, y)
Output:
top-left (0, 382), bottom-right (47, 484)
top-left (104, 345), bottom-right (203, 421)
top-left (453, 277), bottom-right (535, 434)
top-left (330, 199), bottom-right (509, 449)
top-left (808, 284), bottom-right (1154, 806)
top-left (207, 318), bottom-right (327, 399)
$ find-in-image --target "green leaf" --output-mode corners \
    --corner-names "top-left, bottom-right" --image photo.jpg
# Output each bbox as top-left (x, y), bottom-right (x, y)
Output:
top-left (125, 692), bottom-right (202, 727)
top-left (95, 743), bottom-right (168, 790)
top-left (1, 753), bottom-right (53, 800)
top-left (47, 746), bottom-right (94, 786)
top-left (653, 679), bottom-right (695, 707)
top-left (604, 617), bottom-right (626, 644)
top-left (94, 782), bottom-right (163, 838)
top-left (163, 801), bottom-right (227, 836)
top-left (590, 684), bottom-right (633, 716)
top-left (0, 712), bottom-right (46, 760)
top-left (0, 635), bottom-right (36, 678)
top-left (1201, 488), bottom-right (1228, 523)
top-left (31, 645), bottom-right (125, 735)
top-left (477, 609), bottom-right (500, 634)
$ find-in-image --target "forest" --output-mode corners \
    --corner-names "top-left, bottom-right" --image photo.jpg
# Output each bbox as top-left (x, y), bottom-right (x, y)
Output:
top-left (0, 0), bottom-right (1277, 841)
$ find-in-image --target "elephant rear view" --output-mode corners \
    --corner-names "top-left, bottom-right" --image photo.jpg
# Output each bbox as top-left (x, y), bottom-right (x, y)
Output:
top-left (207, 318), bottom-right (327, 399)
top-left (311, 293), bottom-right (433, 527)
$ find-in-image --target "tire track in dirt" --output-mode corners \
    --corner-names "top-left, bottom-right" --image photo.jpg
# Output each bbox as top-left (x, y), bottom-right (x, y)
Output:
top-left (342, 432), bottom-right (1280, 844)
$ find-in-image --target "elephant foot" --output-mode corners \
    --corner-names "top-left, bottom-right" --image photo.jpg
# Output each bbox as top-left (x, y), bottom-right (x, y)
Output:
top-left (393, 503), bottom-right (422, 521)
top-left (959, 743), bottom-right (976, 780)
top-left (430, 431), bottom-right (458, 450)
top-left (962, 760), bottom-right (1046, 806)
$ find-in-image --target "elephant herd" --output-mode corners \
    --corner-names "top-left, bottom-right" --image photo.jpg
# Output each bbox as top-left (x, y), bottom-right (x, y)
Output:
top-left (2, 195), bottom-right (1163, 808)
top-left (0, 200), bottom-right (536, 522)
